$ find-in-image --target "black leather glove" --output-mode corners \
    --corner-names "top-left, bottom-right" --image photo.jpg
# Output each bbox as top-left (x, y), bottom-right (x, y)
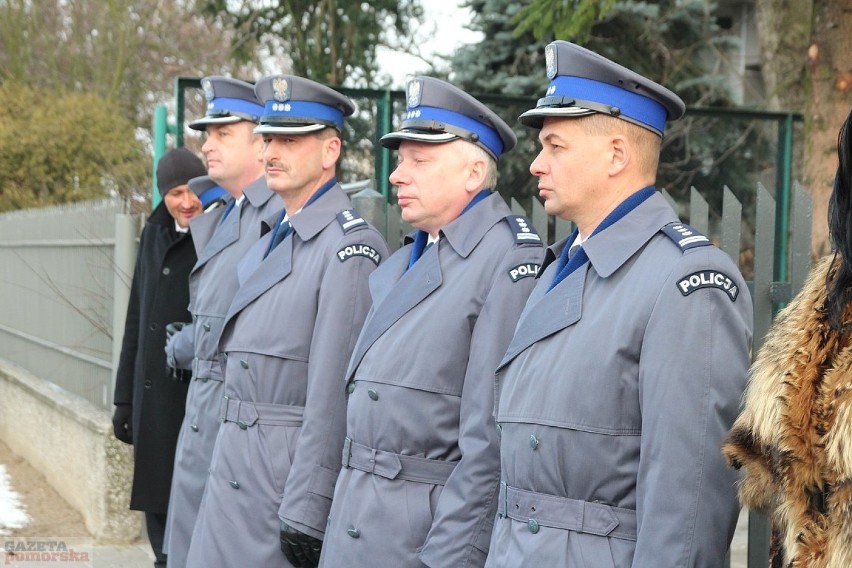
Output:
top-left (165, 322), bottom-right (192, 382)
top-left (165, 321), bottom-right (186, 341)
top-left (169, 367), bottom-right (192, 383)
top-left (112, 404), bottom-right (133, 444)
top-left (280, 521), bottom-right (322, 567)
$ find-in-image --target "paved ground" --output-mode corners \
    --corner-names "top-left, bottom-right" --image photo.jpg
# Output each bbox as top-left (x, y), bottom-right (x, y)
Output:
top-left (1, 437), bottom-right (152, 567)
top-left (1, 435), bottom-right (751, 567)
top-left (731, 508), bottom-right (750, 567)
top-left (5, 520), bottom-right (752, 568)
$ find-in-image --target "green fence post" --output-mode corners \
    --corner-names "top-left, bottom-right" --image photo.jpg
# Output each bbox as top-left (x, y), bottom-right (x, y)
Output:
top-left (375, 89), bottom-right (393, 202)
top-left (151, 104), bottom-right (169, 209)
top-left (774, 113), bottom-right (794, 287)
top-left (174, 77), bottom-right (201, 149)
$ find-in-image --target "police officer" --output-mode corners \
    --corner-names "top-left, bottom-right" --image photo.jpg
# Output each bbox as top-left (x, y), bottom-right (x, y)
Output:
top-left (485, 41), bottom-right (754, 567)
top-left (319, 77), bottom-right (544, 568)
top-left (185, 74), bottom-right (388, 568)
top-left (163, 77), bottom-right (282, 568)
top-left (112, 147), bottom-right (206, 568)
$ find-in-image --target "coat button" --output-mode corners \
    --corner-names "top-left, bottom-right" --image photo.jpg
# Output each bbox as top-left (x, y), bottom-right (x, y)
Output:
top-left (346, 382), bottom-right (355, 394)
top-left (144, 380), bottom-right (152, 389)
top-left (529, 434), bottom-right (539, 450)
top-left (162, 267), bottom-right (171, 275)
top-left (149, 322), bottom-right (159, 331)
top-left (191, 423), bottom-right (198, 432)
top-left (528, 519), bottom-right (540, 534)
top-left (200, 376), bottom-right (208, 382)
top-left (240, 359), bottom-right (249, 369)
top-left (229, 480), bottom-right (240, 489)
top-left (346, 528), bottom-right (360, 538)
top-left (238, 421), bottom-right (248, 430)
top-left (367, 389), bottom-right (379, 401)
top-left (202, 323), bottom-right (211, 332)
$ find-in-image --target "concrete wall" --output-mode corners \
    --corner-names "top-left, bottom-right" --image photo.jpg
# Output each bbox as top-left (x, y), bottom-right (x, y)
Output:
top-left (0, 358), bottom-right (140, 543)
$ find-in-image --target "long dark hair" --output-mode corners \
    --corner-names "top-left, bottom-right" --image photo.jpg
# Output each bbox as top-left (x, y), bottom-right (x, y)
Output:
top-left (827, 108), bottom-right (852, 329)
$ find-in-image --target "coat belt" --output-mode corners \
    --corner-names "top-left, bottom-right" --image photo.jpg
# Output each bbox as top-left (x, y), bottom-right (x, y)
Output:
top-left (341, 437), bottom-right (458, 485)
top-left (193, 356), bottom-right (224, 382)
top-left (219, 396), bottom-right (304, 428)
top-left (498, 483), bottom-right (637, 541)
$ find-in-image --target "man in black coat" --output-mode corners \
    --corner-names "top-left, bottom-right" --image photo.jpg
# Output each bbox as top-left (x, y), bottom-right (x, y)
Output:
top-left (112, 147), bottom-right (207, 567)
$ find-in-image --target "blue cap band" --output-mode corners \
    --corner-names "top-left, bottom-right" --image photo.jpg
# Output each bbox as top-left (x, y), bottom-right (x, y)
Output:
top-left (403, 106), bottom-right (504, 158)
top-left (262, 100), bottom-right (345, 129)
top-left (208, 97), bottom-right (264, 119)
top-left (199, 186), bottom-right (228, 208)
top-left (548, 76), bottom-right (668, 134)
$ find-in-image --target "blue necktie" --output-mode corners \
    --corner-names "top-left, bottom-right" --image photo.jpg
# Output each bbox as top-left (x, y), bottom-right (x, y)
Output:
top-left (219, 198), bottom-right (236, 224)
top-left (407, 189), bottom-right (492, 270)
top-left (407, 231), bottom-right (431, 270)
top-left (264, 211), bottom-right (292, 259)
top-left (262, 177), bottom-right (339, 260)
top-left (548, 186), bottom-right (656, 292)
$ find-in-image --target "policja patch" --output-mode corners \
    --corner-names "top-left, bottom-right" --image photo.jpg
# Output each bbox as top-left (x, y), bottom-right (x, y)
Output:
top-left (337, 244), bottom-right (382, 266)
top-left (677, 270), bottom-right (739, 301)
top-left (508, 263), bottom-right (540, 282)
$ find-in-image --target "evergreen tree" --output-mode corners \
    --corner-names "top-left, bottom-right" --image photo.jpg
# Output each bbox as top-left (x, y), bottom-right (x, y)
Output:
top-left (450, 0), bottom-right (549, 211)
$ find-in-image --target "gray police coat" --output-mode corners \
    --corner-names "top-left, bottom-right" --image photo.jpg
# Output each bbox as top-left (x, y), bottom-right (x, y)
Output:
top-left (485, 192), bottom-right (753, 567)
top-left (163, 177), bottom-right (281, 568)
top-left (185, 184), bottom-right (388, 568)
top-left (320, 193), bottom-right (544, 568)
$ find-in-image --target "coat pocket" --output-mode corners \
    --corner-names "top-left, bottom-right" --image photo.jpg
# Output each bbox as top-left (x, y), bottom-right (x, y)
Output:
top-left (571, 531), bottom-right (617, 568)
top-left (406, 481), bottom-right (438, 553)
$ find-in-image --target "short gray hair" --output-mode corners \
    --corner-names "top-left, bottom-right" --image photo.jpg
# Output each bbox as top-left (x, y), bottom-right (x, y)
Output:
top-left (460, 141), bottom-right (498, 190)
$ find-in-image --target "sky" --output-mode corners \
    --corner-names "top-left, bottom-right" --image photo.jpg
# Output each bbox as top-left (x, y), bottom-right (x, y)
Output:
top-left (375, 1), bottom-right (483, 89)
top-left (0, 464), bottom-right (29, 536)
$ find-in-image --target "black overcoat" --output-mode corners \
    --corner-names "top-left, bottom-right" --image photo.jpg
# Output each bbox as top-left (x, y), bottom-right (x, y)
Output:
top-left (114, 202), bottom-right (196, 513)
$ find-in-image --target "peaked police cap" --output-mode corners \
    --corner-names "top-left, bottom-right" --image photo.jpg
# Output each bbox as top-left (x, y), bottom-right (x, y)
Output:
top-left (189, 76), bottom-right (264, 131)
top-left (381, 77), bottom-right (516, 160)
top-left (520, 41), bottom-right (686, 136)
top-left (253, 75), bottom-right (355, 135)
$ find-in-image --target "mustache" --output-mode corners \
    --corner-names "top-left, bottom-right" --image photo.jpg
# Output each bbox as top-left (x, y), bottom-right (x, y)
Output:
top-left (265, 161), bottom-right (288, 171)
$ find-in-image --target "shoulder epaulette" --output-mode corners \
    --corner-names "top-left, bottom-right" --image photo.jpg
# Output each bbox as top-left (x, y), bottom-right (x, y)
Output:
top-left (661, 222), bottom-right (712, 251)
top-left (336, 209), bottom-right (368, 233)
top-left (504, 215), bottom-right (542, 245)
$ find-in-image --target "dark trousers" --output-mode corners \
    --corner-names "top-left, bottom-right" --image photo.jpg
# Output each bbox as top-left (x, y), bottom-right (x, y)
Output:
top-left (145, 512), bottom-right (167, 567)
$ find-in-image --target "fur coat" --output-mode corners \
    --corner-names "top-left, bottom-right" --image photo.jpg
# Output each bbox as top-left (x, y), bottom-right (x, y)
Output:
top-left (723, 255), bottom-right (852, 568)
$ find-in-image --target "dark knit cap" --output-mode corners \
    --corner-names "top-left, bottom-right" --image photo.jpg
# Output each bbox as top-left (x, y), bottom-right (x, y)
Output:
top-left (156, 148), bottom-right (207, 197)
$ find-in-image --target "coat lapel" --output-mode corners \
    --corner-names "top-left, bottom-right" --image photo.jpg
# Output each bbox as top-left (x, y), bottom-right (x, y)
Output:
top-left (222, 183), bottom-right (345, 327)
top-left (192, 200), bottom-right (240, 275)
top-left (497, 192), bottom-right (679, 370)
top-left (499, 262), bottom-right (588, 369)
top-left (346, 192), bottom-right (509, 379)
top-left (189, 203), bottom-right (227, 257)
top-left (347, 242), bottom-right (443, 378)
top-left (225, 232), bottom-right (293, 324)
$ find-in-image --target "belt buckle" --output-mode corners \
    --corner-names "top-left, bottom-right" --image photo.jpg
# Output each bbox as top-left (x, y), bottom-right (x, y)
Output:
top-left (219, 395), bottom-right (230, 422)
top-left (341, 436), bottom-right (352, 468)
